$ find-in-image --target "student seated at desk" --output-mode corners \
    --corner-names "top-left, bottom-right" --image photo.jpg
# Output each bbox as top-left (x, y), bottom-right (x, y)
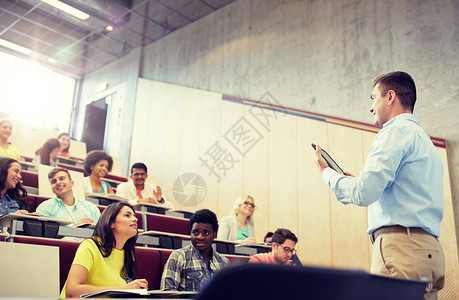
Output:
top-left (57, 132), bottom-right (71, 158)
top-left (249, 228), bottom-right (298, 266)
top-left (83, 150), bottom-right (114, 195)
top-left (161, 209), bottom-right (229, 292)
top-left (0, 158), bottom-right (28, 216)
top-left (264, 231), bottom-right (274, 243)
top-left (0, 119), bottom-right (22, 160)
top-left (218, 195), bottom-right (256, 244)
top-left (32, 138), bottom-right (60, 166)
top-left (36, 168), bottom-right (100, 226)
top-left (62, 201), bottom-right (148, 298)
top-left (116, 162), bottom-right (174, 209)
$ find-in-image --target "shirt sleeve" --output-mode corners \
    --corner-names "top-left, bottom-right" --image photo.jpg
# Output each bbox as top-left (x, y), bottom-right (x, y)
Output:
top-left (248, 254), bottom-right (262, 264)
top-left (91, 204), bottom-right (101, 221)
top-left (322, 126), bottom-right (408, 207)
top-left (83, 177), bottom-right (92, 194)
top-left (217, 217), bottom-right (231, 241)
top-left (72, 239), bottom-right (96, 271)
top-left (160, 251), bottom-right (183, 291)
top-left (36, 199), bottom-right (54, 216)
top-left (161, 197), bottom-right (175, 210)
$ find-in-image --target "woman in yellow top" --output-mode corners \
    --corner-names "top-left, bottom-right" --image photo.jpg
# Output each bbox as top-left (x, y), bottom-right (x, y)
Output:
top-left (63, 202), bottom-right (148, 298)
top-left (0, 120), bottom-right (21, 160)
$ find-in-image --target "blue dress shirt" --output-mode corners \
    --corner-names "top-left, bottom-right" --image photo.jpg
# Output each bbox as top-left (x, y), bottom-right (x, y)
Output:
top-left (322, 114), bottom-right (443, 237)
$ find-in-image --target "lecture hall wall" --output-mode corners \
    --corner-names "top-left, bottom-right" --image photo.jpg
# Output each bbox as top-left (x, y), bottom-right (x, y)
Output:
top-left (130, 78), bottom-right (459, 299)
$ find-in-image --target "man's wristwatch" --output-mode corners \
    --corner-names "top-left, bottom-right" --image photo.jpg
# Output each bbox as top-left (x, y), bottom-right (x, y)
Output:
top-left (158, 198), bottom-right (165, 204)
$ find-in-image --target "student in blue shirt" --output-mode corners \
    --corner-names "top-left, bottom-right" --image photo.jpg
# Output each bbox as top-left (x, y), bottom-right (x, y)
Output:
top-left (0, 157), bottom-right (28, 216)
top-left (37, 167), bottom-right (100, 226)
top-left (314, 71), bottom-right (444, 300)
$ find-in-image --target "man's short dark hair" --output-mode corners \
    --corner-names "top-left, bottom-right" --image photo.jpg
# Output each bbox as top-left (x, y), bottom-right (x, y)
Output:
top-left (131, 162), bottom-right (147, 174)
top-left (272, 228), bottom-right (298, 245)
top-left (189, 209), bottom-right (219, 232)
top-left (373, 71), bottom-right (417, 112)
top-left (48, 167), bottom-right (72, 181)
top-left (264, 232), bottom-right (274, 243)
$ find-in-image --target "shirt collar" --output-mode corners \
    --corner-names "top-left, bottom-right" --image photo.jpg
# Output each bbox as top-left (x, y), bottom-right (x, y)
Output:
top-left (383, 113), bottom-right (419, 128)
top-left (190, 243), bottom-right (215, 261)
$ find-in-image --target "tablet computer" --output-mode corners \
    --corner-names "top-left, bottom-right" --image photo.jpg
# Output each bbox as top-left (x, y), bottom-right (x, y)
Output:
top-left (311, 143), bottom-right (344, 174)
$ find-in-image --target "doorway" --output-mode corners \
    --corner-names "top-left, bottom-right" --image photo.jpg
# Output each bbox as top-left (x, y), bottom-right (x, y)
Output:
top-left (82, 98), bottom-right (108, 152)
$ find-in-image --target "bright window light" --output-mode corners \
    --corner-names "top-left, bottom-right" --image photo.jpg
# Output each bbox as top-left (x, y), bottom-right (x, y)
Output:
top-left (41, 0), bottom-right (90, 20)
top-left (0, 39), bottom-right (32, 55)
top-left (0, 51), bottom-right (75, 133)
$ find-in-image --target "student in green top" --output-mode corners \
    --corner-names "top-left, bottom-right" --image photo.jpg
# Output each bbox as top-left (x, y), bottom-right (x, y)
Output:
top-left (63, 202), bottom-right (148, 298)
top-left (217, 195), bottom-right (256, 244)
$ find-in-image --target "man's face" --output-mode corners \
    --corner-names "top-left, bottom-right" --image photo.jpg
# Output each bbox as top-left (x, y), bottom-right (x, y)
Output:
top-left (190, 222), bottom-right (216, 252)
top-left (369, 83), bottom-right (390, 127)
top-left (272, 239), bottom-right (296, 264)
top-left (130, 167), bottom-right (148, 187)
top-left (50, 171), bottom-right (74, 197)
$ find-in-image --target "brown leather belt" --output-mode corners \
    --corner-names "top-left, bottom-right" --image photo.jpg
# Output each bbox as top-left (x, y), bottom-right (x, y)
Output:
top-left (370, 225), bottom-right (431, 244)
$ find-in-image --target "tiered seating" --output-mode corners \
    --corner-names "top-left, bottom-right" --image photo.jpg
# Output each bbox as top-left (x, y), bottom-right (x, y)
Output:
top-left (3, 236), bottom-right (249, 292)
top-left (21, 170), bottom-right (38, 189)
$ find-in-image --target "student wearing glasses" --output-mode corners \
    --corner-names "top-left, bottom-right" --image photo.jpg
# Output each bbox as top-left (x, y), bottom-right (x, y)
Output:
top-left (217, 195), bottom-right (256, 244)
top-left (249, 228), bottom-right (298, 265)
top-left (115, 162), bottom-right (174, 209)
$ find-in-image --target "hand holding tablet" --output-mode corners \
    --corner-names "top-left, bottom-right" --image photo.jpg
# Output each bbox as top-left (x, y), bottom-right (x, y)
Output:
top-left (311, 143), bottom-right (345, 174)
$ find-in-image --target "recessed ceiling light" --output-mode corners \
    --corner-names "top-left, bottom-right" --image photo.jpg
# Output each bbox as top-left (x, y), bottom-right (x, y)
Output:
top-left (105, 25), bottom-right (114, 32)
top-left (0, 39), bottom-right (32, 55)
top-left (41, 0), bottom-right (90, 20)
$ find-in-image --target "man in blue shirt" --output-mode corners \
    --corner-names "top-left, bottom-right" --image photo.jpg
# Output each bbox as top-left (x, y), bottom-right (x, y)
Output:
top-left (37, 168), bottom-right (100, 226)
top-left (314, 71), bottom-right (445, 300)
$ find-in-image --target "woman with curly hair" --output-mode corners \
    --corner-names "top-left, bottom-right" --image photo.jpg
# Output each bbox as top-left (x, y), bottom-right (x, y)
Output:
top-left (83, 150), bottom-right (114, 195)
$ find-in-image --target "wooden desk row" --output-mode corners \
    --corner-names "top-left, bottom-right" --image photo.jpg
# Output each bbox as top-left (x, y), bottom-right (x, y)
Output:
top-left (0, 233), bottom-right (251, 292)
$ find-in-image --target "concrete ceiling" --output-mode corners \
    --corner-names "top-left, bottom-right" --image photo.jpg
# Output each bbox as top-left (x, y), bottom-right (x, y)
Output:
top-left (0, 0), bottom-right (236, 78)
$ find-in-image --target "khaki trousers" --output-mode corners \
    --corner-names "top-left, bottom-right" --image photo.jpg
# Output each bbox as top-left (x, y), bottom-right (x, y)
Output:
top-left (371, 227), bottom-right (445, 300)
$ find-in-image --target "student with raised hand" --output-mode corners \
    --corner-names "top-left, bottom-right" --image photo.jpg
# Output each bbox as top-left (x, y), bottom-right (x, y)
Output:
top-left (36, 168), bottom-right (100, 226)
top-left (218, 195), bottom-right (256, 244)
top-left (116, 162), bottom-right (174, 209)
top-left (0, 119), bottom-right (21, 160)
top-left (57, 133), bottom-right (71, 158)
top-left (83, 150), bottom-right (114, 195)
top-left (62, 201), bottom-right (148, 298)
top-left (0, 157), bottom-right (28, 216)
top-left (33, 138), bottom-right (60, 166)
top-left (161, 209), bottom-right (229, 291)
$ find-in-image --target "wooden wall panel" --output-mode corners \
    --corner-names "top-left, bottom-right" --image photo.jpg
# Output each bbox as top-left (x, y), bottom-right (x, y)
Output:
top-left (268, 113), bottom-right (298, 240)
top-left (215, 101), bottom-right (245, 218)
top-left (297, 117), bottom-right (331, 267)
top-left (327, 123), bottom-right (369, 270)
top-left (437, 148), bottom-right (459, 299)
top-left (196, 90), bottom-right (223, 214)
top-left (241, 106), bottom-right (270, 243)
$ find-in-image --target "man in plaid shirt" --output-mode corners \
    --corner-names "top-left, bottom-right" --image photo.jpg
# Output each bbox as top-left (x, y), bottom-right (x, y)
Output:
top-left (160, 209), bottom-right (230, 291)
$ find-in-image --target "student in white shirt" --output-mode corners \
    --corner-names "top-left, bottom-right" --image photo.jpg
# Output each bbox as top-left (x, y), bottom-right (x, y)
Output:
top-left (116, 162), bottom-right (174, 209)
